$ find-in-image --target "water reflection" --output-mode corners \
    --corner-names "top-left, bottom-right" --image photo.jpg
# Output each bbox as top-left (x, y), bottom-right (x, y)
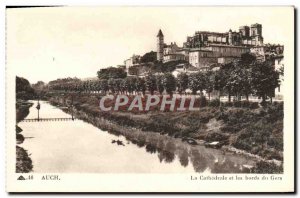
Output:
top-left (117, 124), bottom-right (257, 173)
top-left (178, 148), bottom-right (189, 167)
top-left (158, 150), bottom-right (175, 163)
top-left (211, 159), bottom-right (251, 173)
top-left (189, 149), bottom-right (209, 172)
top-left (108, 124), bottom-right (257, 173)
top-left (145, 144), bottom-right (157, 154)
top-left (123, 129), bottom-right (255, 173)
top-left (21, 100), bottom-right (256, 173)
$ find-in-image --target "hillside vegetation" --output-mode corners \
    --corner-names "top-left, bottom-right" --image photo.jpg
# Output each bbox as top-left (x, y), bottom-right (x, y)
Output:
top-left (49, 93), bottom-right (283, 161)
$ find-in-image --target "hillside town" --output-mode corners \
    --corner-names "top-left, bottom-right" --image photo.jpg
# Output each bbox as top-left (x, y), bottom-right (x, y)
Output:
top-left (103, 23), bottom-right (284, 100)
top-left (16, 23), bottom-right (286, 175)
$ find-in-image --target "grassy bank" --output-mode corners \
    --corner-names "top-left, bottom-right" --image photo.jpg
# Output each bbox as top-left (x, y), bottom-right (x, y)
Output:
top-left (49, 93), bottom-right (283, 173)
top-left (16, 100), bottom-right (33, 173)
top-left (16, 146), bottom-right (33, 173)
top-left (16, 100), bottom-right (33, 122)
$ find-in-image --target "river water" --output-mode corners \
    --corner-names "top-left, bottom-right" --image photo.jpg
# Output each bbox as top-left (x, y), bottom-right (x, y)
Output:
top-left (19, 100), bottom-right (256, 173)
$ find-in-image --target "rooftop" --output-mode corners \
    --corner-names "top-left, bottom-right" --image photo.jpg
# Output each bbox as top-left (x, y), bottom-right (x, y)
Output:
top-left (157, 29), bottom-right (164, 37)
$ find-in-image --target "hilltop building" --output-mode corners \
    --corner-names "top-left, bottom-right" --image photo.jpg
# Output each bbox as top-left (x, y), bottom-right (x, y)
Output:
top-left (182, 24), bottom-right (265, 68)
top-left (163, 42), bottom-right (186, 63)
top-left (183, 23), bottom-right (263, 48)
top-left (124, 54), bottom-right (141, 72)
top-left (119, 24), bottom-right (284, 100)
top-left (124, 24), bottom-right (283, 75)
top-left (157, 24), bottom-right (283, 69)
top-left (157, 29), bottom-right (164, 61)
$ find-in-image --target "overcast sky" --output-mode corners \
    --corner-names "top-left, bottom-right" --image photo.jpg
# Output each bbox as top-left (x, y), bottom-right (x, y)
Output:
top-left (7, 6), bottom-right (293, 83)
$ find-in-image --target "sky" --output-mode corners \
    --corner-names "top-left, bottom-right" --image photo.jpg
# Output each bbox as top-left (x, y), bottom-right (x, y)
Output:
top-left (6, 6), bottom-right (293, 83)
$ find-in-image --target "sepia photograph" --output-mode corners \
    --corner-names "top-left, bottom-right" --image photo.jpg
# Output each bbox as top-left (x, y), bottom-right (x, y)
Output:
top-left (5, 5), bottom-right (295, 193)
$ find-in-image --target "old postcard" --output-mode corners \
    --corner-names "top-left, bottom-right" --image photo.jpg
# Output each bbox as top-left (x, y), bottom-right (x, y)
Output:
top-left (6, 6), bottom-right (294, 192)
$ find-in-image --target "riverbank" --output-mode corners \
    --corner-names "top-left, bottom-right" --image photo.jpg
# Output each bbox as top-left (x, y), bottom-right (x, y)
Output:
top-left (48, 93), bottom-right (283, 173)
top-left (16, 146), bottom-right (33, 173)
top-left (16, 100), bottom-right (33, 173)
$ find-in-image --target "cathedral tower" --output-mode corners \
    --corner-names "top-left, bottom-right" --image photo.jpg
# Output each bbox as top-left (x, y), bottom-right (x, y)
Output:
top-left (228, 29), bottom-right (233, 45)
top-left (250, 23), bottom-right (263, 46)
top-left (157, 29), bottom-right (164, 61)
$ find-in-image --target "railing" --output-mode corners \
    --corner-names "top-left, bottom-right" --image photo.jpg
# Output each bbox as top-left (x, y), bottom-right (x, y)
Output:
top-left (21, 118), bottom-right (76, 122)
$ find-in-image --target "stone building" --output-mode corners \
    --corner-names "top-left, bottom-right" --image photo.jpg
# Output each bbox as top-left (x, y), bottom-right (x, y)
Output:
top-left (153, 25), bottom-right (283, 70)
top-left (250, 44), bottom-right (284, 62)
top-left (124, 54), bottom-right (141, 72)
top-left (157, 29), bottom-right (164, 61)
top-left (188, 44), bottom-right (250, 67)
top-left (156, 24), bottom-right (265, 68)
top-left (189, 49), bottom-right (216, 68)
top-left (163, 42), bottom-right (186, 63)
top-left (183, 23), bottom-right (264, 48)
top-left (181, 24), bottom-right (266, 68)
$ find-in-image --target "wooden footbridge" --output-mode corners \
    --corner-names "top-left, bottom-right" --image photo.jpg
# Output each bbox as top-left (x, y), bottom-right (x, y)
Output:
top-left (21, 118), bottom-right (75, 122)
top-left (21, 100), bottom-right (75, 123)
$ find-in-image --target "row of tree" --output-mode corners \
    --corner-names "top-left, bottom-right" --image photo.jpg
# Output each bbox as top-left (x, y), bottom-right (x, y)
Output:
top-left (16, 76), bottom-right (36, 100)
top-left (49, 58), bottom-right (281, 102)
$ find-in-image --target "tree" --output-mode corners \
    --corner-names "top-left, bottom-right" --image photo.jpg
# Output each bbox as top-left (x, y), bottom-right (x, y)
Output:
top-left (81, 81), bottom-right (88, 93)
top-left (108, 78), bottom-right (117, 94)
top-left (156, 74), bottom-right (165, 95)
top-left (213, 69), bottom-right (224, 100)
top-left (32, 81), bottom-right (46, 91)
top-left (188, 73), bottom-right (199, 95)
top-left (241, 52), bottom-right (256, 65)
top-left (128, 66), bottom-right (139, 76)
top-left (120, 78), bottom-right (128, 95)
top-left (16, 76), bottom-right (35, 100)
top-left (97, 67), bottom-right (127, 79)
top-left (32, 81), bottom-right (47, 96)
top-left (176, 72), bottom-right (189, 95)
top-left (145, 73), bottom-right (157, 95)
top-left (163, 73), bottom-right (176, 97)
top-left (90, 80), bottom-right (98, 93)
top-left (130, 77), bottom-right (139, 95)
top-left (229, 63), bottom-right (252, 101)
top-left (115, 78), bottom-right (123, 94)
top-left (100, 79), bottom-right (109, 94)
top-left (151, 60), bottom-right (187, 73)
top-left (140, 51), bottom-right (157, 63)
top-left (188, 71), bottom-right (206, 96)
top-left (126, 77), bottom-right (136, 95)
top-left (136, 78), bottom-right (146, 95)
top-left (219, 63), bottom-right (234, 102)
top-left (251, 61), bottom-right (280, 102)
top-left (204, 70), bottom-right (215, 101)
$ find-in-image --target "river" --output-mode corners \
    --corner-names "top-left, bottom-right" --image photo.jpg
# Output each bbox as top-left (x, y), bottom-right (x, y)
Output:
top-left (19, 100), bottom-right (257, 173)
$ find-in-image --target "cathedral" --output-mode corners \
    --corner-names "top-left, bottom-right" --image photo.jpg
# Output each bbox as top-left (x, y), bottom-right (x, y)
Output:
top-left (183, 23), bottom-right (264, 48)
top-left (156, 24), bottom-right (283, 69)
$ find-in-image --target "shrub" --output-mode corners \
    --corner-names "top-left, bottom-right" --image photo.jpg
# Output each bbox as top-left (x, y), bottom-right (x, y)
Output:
top-left (223, 102), bottom-right (233, 107)
top-left (16, 125), bottom-right (23, 133)
top-left (205, 132), bottom-right (229, 142)
top-left (251, 161), bottom-right (283, 174)
top-left (249, 102), bottom-right (259, 109)
top-left (260, 101), bottom-right (271, 107)
top-left (232, 140), bottom-right (252, 151)
top-left (199, 96), bottom-right (207, 107)
top-left (272, 102), bottom-right (283, 111)
top-left (220, 126), bottom-right (240, 133)
top-left (208, 99), bottom-right (220, 107)
top-left (240, 101), bottom-right (250, 108)
top-left (233, 101), bottom-right (241, 108)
